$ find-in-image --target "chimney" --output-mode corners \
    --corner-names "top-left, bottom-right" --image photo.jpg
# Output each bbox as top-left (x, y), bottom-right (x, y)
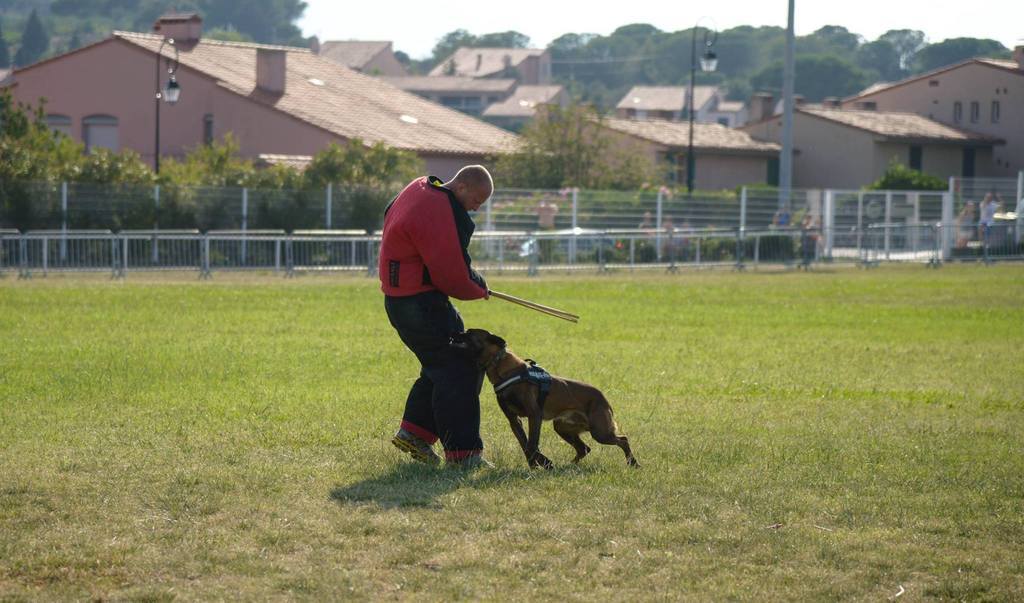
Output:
top-left (153, 13), bottom-right (202, 46)
top-left (1014, 45), bottom-right (1024, 70)
top-left (822, 97), bottom-right (842, 108)
top-left (257, 48), bottom-right (287, 95)
top-left (750, 91), bottom-right (774, 122)
top-left (476, 53), bottom-right (483, 72)
top-left (308, 36), bottom-right (320, 54)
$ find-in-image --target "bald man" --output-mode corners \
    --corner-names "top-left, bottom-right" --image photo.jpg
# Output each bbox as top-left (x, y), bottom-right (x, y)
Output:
top-left (379, 165), bottom-right (493, 468)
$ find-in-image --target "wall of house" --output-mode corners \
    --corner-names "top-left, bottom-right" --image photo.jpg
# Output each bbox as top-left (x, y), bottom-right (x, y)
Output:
top-left (517, 53), bottom-right (552, 85)
top-left (363, 49), bottom-right (407, 77)
top-left (599, 127), bottom-right (772, 190)
top-left (11, 38), bottom-right (340, 167)
top-left (744, 113), bottom-right (877, 189)
top-left (695, 154), bottom-right (771, 189)
top-left (843, 62), bottom-right (1024, 177)
top-left (421, 154), bottom-right (487, 181)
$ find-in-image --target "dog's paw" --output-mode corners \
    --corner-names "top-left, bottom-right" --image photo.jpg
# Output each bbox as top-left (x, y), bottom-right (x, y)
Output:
top-left (530, 452), bottom-right (554, 469)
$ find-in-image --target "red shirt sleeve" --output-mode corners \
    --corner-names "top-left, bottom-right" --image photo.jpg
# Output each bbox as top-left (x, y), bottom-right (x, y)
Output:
top-left (406, 198), bottom-right (487, 301)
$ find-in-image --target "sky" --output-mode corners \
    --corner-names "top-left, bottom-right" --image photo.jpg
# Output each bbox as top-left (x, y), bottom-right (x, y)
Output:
top-left (298, 0), bottom-right (1023, 59)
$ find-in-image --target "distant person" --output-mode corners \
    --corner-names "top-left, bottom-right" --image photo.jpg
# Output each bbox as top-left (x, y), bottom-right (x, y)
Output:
top-left (772, 207), bottom-right (791, 229)
top-left (535, 198), bottom-right (559, 230)
top-left (379, 165), bottom-right (494, 469)
top-left (978, 192), bottom-right (1003, 247)
top-left (1015, 194), bottom-right (1024, 246)
top-left (956, 200), bottom-right (977, 249)
top-left (534, 198), bottom-right (559, 261)
top-left (799, 213), bottom-right (819, 268)
top-left (638, 210), bottom-right (654, 230)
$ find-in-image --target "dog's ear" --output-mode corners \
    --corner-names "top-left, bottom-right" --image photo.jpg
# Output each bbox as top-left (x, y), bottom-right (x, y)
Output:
top-left (485, 334), bottom-right (506, 349)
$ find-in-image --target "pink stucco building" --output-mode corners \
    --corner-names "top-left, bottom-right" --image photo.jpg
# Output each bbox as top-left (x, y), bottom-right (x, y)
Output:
top-left (4, 15), bottom-right (519, 179)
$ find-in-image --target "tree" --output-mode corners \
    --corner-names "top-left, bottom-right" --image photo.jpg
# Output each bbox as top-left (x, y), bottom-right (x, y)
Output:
top-left (0, 18), bottom-right (10, 68)
top-left (855, 39), bottom-right (902, 82)
top-left (799, 25), bottom-right (861, 55)
top-left (476, 31), bottom-right (530, 48)
top-left (913, 37), bottom-right (1009, 73)
top-left (868, 160), bottom-right (946, 191)
top-left (0, 91), bottom-right (84, 229)
top-left (495, 103), bottom-right (655, 190)
top-left (431, 29), bottom-right (477, 64)
top-left (752, 55), bottom-right (869, 101)
top-left (14, 9), bottom-right (49, 66)
top-left (879, 29), bottom-right (926, 74)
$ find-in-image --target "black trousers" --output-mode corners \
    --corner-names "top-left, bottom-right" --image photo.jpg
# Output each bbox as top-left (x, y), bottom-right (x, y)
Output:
top-left (384, 291), bottom-right (483, 458)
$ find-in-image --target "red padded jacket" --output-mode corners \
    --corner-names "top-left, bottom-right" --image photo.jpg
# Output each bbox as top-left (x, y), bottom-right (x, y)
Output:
top-left (378, 176), bottom-right (488, 300)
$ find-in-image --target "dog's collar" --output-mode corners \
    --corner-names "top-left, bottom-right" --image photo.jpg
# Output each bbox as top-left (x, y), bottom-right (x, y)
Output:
top-left (481, 348), bottom-right (506, 371)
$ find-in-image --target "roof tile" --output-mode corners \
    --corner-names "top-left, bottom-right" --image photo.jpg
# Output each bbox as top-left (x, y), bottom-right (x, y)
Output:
top-left (603, 117), bottom-right (780, 154)
top-left (114, 31), bottom-right (519, 156)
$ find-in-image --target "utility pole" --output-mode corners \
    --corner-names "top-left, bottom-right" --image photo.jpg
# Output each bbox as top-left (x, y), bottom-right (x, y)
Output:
top-left (779, 0), bottom-right (796, 209)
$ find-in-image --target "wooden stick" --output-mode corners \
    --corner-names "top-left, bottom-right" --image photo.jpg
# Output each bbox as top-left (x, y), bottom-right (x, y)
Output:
top-left (488, 290), bottom-right (579, 323)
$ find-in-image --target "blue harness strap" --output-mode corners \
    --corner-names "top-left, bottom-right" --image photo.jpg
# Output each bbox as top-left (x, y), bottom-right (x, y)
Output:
top-left (493, 359), bottom-right (552, 410)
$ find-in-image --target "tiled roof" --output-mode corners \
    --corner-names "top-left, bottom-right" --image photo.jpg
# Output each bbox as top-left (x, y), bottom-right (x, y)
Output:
top-left (319, 40), bottom-right (390, 70)
top-left (113, 32), bottom-right (519, 156)
top-left (616, 86), bottom-right (718, 112)
top-left (977, 58), bottom-right (1019, 70)
top-left (844, 57), bottom-right (1024, 102)
top-left (603, 117), bottom-right (781, 154)
top-left (483, 85), bottom-right (564, 118)
top-left (429, 47), bottom-right (546, 78)
top-left (379, 76), bottom-right (516, 94)
top-left (799, 107), bottom-right (1003, 144)
top-left (158, 12), bottom-right (201, 22)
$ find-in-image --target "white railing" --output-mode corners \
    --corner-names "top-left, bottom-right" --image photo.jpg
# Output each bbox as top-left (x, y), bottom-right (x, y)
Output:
top-left (3, 224), bottom-right (1019, 279)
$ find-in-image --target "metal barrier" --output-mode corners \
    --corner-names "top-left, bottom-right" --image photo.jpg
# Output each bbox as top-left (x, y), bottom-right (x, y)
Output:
top-left (2, 225), bottom-right (1020, 279)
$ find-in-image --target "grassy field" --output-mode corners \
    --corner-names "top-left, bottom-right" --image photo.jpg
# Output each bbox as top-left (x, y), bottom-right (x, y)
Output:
top-left (1, 265), bottom-right (1023, 601)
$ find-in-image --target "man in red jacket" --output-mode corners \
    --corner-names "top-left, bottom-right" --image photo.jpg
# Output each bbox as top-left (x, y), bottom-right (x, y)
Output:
top-left (380, 165), bottom-right (492, 468)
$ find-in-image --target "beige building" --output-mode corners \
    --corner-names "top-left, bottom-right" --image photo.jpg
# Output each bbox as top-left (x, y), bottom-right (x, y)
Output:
top-left (841, 47), bottom-right (1024, 177)
top-left (482, 85), bottom-right (568, 131)
top-left (317, 40), bottom-right (407, 76)
top-left (379, 76), bottom-right (516, 116)
top-left (741, 107), bottom-right (1002, 189)
top-left (615, 86), bottom-right (747, 127)
top-left (601, 118), bottom-right (781, 190)
top-left (429, 47), bottom-right (552, 85)
top-left (4, 16), bottom-right (518, 178)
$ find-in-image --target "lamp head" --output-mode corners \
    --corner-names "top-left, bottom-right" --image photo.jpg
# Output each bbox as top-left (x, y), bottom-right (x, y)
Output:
top-left (163, 77), bottom-right (181, 104)
top-left (700, 50), bottom-right (718, 73)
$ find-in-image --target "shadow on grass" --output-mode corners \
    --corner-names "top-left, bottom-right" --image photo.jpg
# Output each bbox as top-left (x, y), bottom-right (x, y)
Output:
top-left (330, 461), bottom-right (597, 510)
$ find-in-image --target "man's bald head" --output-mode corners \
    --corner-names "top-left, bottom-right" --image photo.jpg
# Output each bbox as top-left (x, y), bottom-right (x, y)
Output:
top-left (445, 165), bottom-right (493, 212)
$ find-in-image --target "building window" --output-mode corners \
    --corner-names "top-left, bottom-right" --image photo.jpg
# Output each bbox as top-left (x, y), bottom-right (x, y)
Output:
top-left (909, 145), bottom-right (922, 171)
top-left (45, 114), bottom-right (72, 137)
top-left (970, 101), bottom-right (979, 123)
top-left (991, 100), bottom-right (1000, 123)
top-left (82, 114), bottom-right (119, 153)
top-left (962, 148), bottom-right (975, 179)
top-left (439, 95), bottom-right (483, 115)
top-left (953, 101), bottom-right (962, 123)
top-left (203, 114), bottom-right (214, 145)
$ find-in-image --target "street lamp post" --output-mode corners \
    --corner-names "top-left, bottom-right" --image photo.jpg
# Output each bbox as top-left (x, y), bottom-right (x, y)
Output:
top-left (154, 37), bottom-right (181, 175)
top-left (686, 23), bottom-right (718, 195)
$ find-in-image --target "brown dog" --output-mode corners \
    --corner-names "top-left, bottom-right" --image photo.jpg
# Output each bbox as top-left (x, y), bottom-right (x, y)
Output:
top-left (451, 328), bottom-right (638, 469)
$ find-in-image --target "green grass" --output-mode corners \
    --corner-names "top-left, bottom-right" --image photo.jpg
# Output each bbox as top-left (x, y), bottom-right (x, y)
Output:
top-left (1, 265), bottom-right (1023, 600)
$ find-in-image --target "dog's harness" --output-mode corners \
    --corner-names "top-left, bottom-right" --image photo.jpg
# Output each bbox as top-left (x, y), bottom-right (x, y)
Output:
top-left (493, 359), bottom-right (552, 410)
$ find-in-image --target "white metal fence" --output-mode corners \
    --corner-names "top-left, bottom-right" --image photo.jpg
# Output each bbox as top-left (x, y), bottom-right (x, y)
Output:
top-left (3, 223), bottom-right (1020, 279)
